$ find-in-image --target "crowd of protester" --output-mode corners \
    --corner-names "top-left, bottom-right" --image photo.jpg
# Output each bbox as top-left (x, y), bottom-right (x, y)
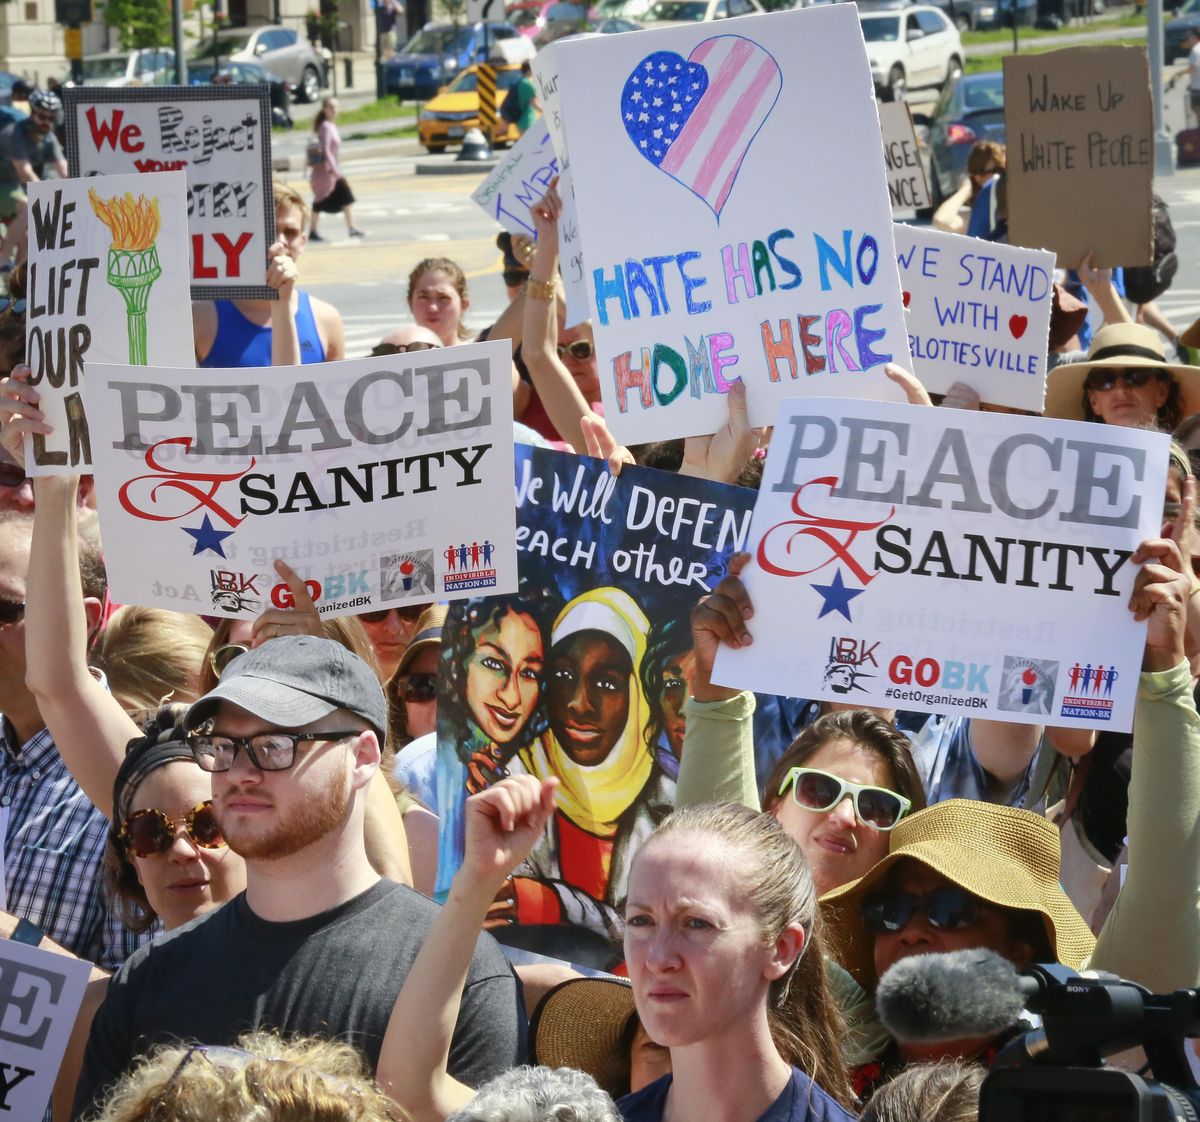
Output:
top-left (0, 111), bottom-right (1193, 1122)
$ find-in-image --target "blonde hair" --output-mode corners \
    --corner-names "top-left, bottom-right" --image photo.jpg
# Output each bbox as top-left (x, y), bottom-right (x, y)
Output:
top-left (90, 1030), bottom-right (403, 1122)
top-left (860, 1060), bottom-right (984, 1122)
top-left (273, 179), bottom-right (310, 223)
top-left (642, 802), bottom-right (853, 1109)
top-left (93, 606), bottom-right (213, 711)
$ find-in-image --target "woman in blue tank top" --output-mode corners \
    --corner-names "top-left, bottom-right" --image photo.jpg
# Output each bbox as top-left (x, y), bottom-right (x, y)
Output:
top-left (200, 291), bottom-right (326, 368)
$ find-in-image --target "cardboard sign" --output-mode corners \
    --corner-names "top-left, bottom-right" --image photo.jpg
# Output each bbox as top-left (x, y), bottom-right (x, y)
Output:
top-left (1004, 47), bottom-right (1153, 269)
top-left (895, 224), bottom-right (1054, 412)
top-left (554, 6), bottom-right (911, 445)
top-left (531, 43), bottom-right (590, 328)
top-left (879, 102), bottom-right (931, 214)
top-left (433, 445), bottom-right (754, 959)
top-left (0, 939), bottom-right (91, 1120)
top-left (64, 86), bottom-right (277, 300)
top-left (713, 398), bottom-right (1168, 733)
top-left (82, 341), bottom-right (518, 618)
top-left (24, 172), bottom-right (195, 476)
top-left (471, 121), bottom-right (560, 237)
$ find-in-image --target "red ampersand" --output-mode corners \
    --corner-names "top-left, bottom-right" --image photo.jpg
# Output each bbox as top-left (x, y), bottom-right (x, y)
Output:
top-left (118, 437), bottom-right (255, 527)
top-left (757, 475), bottom-right (894, 585)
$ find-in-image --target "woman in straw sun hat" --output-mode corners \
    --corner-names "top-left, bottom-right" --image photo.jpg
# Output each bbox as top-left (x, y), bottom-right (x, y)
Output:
top-left (1044, 322), bottom-right (1200, 429)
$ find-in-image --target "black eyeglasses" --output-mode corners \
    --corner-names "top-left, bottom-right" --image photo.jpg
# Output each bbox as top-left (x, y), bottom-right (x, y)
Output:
top-left (862, 885), bottom-right (985, 935)
top-left (0, 462), bottom-right (25, 488)
top-left (119, 801), bottom-right (225, 857)
top-left (396, 672), bottom-right (437, 703)
top-left (208, 643), bottom-right (249, 679)
top-left (370, 340), bottom-right (439, 357)
top-left (1085, 367), bottom-right (1164, 392)
top-left (557, 339), bottom-right (594, 362)
top-left (188, 730), bottom-right (362, 773)
top-left (0, 597), bottom-right (25, 626)
top-left (359, 604), bottom-right (426, 624)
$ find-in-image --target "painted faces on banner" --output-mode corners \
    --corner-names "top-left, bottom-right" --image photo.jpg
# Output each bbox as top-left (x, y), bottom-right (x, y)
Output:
top-left (713, 399), bottom-right (1169, 733)
top-left (555, 5), bottom-right (911, 445)
top-left (433, 446), bottom-right (754, 964)
top-left (83, 342), bottom-right (518, 619)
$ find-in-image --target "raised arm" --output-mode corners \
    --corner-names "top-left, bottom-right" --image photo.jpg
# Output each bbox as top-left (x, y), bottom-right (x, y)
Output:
top-left (377, 775), bottom-right (557, 1122)
top-left (267, 239), bottom-right (301, 367)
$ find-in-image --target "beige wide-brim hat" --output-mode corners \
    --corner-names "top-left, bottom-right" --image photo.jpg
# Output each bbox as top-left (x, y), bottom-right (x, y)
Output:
top-left (528, 977), bottom-right (637, 1098)
top-left (820, 799), bottom-right (1097, 993)
top-left (1044, 322), bottom-right (1200, 422)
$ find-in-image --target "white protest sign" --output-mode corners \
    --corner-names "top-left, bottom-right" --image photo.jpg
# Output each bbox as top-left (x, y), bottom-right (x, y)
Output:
top-left (894, 224), bottom-right (1054, 413)
top-left (713, 398), bottom-right (1168, 732)
top-left (0, 938), bottom-right (92, 1119)
top-left (64, 86), bottom-right (276, 300)
top-left (531, 43), bottom-right (590, 328)
top-left (555, 6), bottom-right (911, 444)
top-left (878, 102), bottom-right (931, 214)
top-left (472, 121), bottom-right (559, 237)
top-left (24, 172), bottom-right (194, 476)
top-left (83, 341), bottom-right (518, 618)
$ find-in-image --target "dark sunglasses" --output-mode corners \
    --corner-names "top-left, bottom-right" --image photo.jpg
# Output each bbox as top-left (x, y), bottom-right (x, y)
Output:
top-left (188, 730), bottom-right (362, 773)
top-left (396, 672), bottom-right (437, 703)
top-left (1084, 367), bottom-right (1164, 392)
top-left (208, 643), bottom-right (248, 679)
top-left (0, 597), bottom-right (25, 626)
top-left (862, 885), bottom-right (984, 935)
top-left (778, 767), bottom-right (911, 831)
top-left (557, 339), bottom-right (594, 362)
top-left (0, 299), bottom-right (26, 315)
top-left (119, 800), bottom-right (225, 857)
top-left (0, 462), bottom-right (25, 488)
top-left (359, 604), bottom-right (425, 624)
top-left (370, 340), bottom-right (439, 356)
top-left (503, 268), bottom-right (529, 288)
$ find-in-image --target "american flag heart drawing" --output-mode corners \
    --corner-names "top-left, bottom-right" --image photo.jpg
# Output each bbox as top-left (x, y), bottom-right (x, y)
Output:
top-left (620, 36), bottom-right (782, 222)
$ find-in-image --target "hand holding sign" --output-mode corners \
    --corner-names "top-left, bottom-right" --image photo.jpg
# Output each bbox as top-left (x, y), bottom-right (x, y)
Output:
top-left (0, 365), bottom-right (49, 467)
top-left (249, 559), bottom-right (324, 645)
top-left (1129, 535), bottom-right (1190, 670)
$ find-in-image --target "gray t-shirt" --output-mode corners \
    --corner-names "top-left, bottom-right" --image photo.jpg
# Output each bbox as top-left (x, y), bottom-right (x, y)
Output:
top-left (0, 119), bottom-right (62, 185)
top-left (73, 879), bottom-right (526, 1118)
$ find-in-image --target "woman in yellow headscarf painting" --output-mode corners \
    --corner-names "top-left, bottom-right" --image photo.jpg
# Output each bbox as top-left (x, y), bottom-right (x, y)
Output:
top-left (498, 587), bottom-right (673, 946)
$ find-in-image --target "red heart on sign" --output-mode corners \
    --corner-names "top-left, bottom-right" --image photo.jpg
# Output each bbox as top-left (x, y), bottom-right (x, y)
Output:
top-left (902, 291), bottom-right (911, 308)
top-left (1009, 315), bottom-right (1028, 339)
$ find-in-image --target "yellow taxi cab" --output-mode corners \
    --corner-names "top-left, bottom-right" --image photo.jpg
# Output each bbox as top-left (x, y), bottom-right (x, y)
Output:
top-left (418, 62), bottom-right (524, 152)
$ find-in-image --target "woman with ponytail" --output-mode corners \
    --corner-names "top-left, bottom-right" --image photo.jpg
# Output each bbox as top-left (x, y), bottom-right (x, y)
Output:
top-left (620, 801), bottom-right (855, 1122)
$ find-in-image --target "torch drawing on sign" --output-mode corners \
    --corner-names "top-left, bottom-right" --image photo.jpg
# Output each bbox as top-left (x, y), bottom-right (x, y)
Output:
top-left (88, 189), bottom-right (163, 365)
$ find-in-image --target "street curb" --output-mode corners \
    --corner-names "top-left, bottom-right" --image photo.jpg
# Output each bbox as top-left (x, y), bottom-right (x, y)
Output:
top-left (415, 158), bottom-right (500, 175)
top-left (272, 138), bottom-right (421, 172)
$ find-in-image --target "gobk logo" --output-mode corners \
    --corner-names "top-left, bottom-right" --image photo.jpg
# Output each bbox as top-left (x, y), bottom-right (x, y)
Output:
top-left (887, 654), bottom-right (990, 693)
top-left (270, 571), bottom-right (368, 607)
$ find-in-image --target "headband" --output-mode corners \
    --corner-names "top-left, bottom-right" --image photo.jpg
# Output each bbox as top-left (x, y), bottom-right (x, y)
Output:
top-left (1088, 343), bottom-right (1169, 364)
top-left (112, 726), bottom-right (195, 827)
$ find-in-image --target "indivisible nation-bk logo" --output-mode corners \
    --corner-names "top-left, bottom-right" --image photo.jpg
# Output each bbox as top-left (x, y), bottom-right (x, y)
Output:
top-left (443, 540), bottom-right (498, 594)
top-left (1059, 660), bottom-right (1118, 722)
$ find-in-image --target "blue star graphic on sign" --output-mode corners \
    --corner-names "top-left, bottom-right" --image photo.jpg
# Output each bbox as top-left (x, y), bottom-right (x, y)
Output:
top-left (183, 514), bottom-right (234, 558)
top-left (810, 569), bottom-right (864, 621)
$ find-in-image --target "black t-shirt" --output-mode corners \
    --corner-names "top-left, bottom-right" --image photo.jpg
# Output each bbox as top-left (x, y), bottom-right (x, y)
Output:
top-left (0, 119), bottom-right (63, 185)
top-left (73, 880), bottom-right (526, 1119)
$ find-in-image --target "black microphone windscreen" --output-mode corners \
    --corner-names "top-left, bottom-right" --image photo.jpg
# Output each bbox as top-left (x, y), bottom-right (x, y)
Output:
top-left (876, 949), bottom-right (1027, 1043)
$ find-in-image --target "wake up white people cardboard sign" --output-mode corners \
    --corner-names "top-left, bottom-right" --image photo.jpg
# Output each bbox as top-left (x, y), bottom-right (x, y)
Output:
top-left (82, 341), bottom-right (518, 618)
top-left (713, 399), bottom-right (1168, 733)
top-left (0, 938), bottom-right (92, 1120)
top-left (64, 85), bottom-right (277, 300)
top-left (554, 6), bottom-right (911, 444)
top-left (894, 224), bottom-right (1054, 413)
top-left (432, 445), bottom-right (754, 965)
top-left (24, 171), bottom-right (194, 476)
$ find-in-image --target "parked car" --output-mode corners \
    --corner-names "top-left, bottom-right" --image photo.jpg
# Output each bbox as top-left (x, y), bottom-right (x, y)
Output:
top-left (859, 7), bottom-right (963, 102)
top-left (78, 49), bottom-right (175, 87)
top-left (187, 60), bottom-right (297, 124)
top-left (1166, 0), bottom-right (1200, 60)
top-left (385, 21), bottom-right (524, 101)
top-left (912, 69), bottom-right (1004, 203)
top-left (591, 15), bottom-right (645, 29)
top-left (641, 0), bottom-right (765, 24)
top-left (189, 26), bottom-right (328, 102)
top-left (418, 62), bottom-right (523, 152)
top-left (594, 0), bottom-right (654, 16)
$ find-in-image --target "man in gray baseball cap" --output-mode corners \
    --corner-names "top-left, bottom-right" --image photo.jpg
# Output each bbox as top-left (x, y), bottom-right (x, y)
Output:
top-left (75, 636), bottom-right (525, 1118)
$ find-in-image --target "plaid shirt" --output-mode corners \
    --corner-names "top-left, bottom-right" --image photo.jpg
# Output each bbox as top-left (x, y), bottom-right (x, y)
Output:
top-left (0, 718), bottom-right (150, 970)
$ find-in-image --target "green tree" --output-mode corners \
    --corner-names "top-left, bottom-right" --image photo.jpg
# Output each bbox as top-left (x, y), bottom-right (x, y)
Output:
top-left (103, 0), bottom-right (170, 50)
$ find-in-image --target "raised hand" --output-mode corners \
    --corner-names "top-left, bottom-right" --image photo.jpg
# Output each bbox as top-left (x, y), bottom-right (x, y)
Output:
top-left (581, 413), bottom-right (636, 477)
top-left (680, 380), bottom-right (762, 484)
top-left (884, 362), bottom-right (933, 407)
top-left (265, 239), bottom-right (298, 301)
top-left (0, 363), bottom-right (50, 467)
top-left (1129, 536), bottom-right (1191, 672)
top-left (249, 559), bottom-right (324, 645)
top-left (689, 551), bottom-right (753, 701)
top-left (460, 775), bottom-right (557, 894)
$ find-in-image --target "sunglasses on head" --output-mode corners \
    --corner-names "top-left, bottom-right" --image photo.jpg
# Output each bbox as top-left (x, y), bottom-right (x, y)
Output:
top-left (119, 800), bottom-right (225, 858)
top-left (557, 339), bottom-right (594, 362)
top-left (396, 671), bottom-right (437, 703)
top-left (778, 767), bottom-right (912, 831)
top-left (370, 340), bottom-right (439, 356)
top-left (1085, 367), bottom-right (1164, 392)
top-left (862, 885), bottom-right (985, 935)
top-left (359, 604), bottom-right (425, 624)
top-left (208, 643), bottom-right (248, 679)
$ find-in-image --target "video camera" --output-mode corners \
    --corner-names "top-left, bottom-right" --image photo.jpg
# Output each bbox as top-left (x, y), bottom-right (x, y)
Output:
top-left (979, 963), bottom-right (1200, 1122)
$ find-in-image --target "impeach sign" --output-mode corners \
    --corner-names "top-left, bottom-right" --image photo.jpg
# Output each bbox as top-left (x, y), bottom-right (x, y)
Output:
top-left (471, 121), bottom-right (559, 237)
top-left (82, 342), bottom-right (518, 618)
top-left (64, 86), bottom-right (277, 300)
top-left (1004, 46), bottom-right (1153, 269)
top-left (713, 399), bottom-right (1168, 732)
